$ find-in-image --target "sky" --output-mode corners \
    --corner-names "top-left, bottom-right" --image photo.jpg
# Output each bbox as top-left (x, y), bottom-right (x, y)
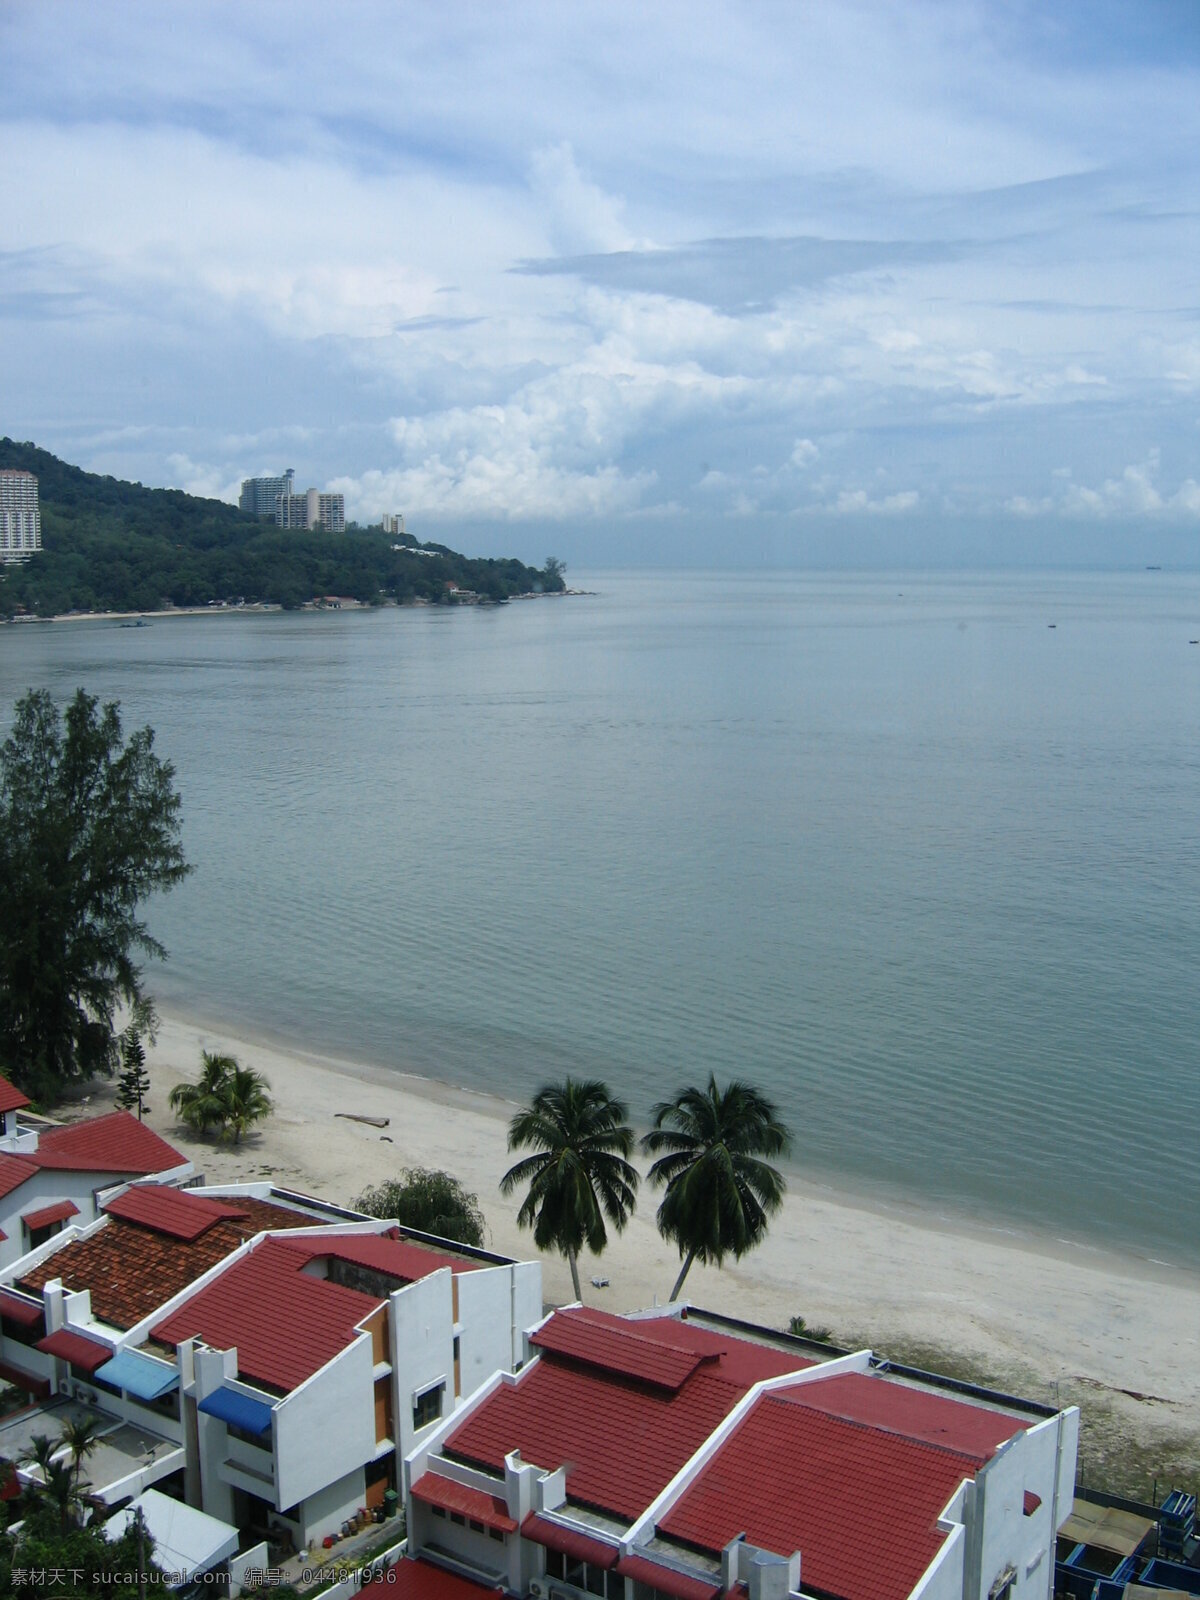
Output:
top-left (2, 0), bottom-right (1199, 568)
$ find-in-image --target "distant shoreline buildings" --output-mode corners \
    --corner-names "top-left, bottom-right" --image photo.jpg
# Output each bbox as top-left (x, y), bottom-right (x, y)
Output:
top-left (0, 468), bottom-right (42, 563)
top-left (239, 468), bottom-right (346, 534)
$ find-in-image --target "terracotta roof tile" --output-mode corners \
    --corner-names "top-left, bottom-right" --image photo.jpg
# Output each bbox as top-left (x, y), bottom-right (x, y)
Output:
top-left (779, 1370), bottom-right (1027, 1459)
top-left (151, 1236), bottom-right (383, 1392)
top-left (0, 1152), bottom-right (37, 1202)
top-left (104, 1184), bottom-right (248, 1241)
top-left (385, 1558), bottom-right (502, 1598)
top-left (0, 1074), bottom-right (31, 1114)
top-left (21, 1199), bottom-right (79, 1230)
top-left (659, 1392), bottom-right (990, 1600)
top-left (530, 1313), bottom-right (712, 1391)
top-left (280, 1230), bottom-right (481, 1282)
top-left (32, 1111), bottom-right (185, 1173)
top-left (412, 1473), bottom-right (516, 1533)
top-left (446, 1308), bottom-right (811, 1520)
top-left (18, 1196), bottom-right (308, 1329)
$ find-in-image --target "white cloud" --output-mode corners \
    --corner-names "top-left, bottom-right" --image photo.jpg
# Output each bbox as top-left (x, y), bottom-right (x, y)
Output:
top-left (833, 488), bottom-right (919, 515)
top-left (790, 438), bottom-right (819, 468)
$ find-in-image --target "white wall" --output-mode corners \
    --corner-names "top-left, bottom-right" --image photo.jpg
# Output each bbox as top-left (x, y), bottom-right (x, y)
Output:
top-left (0, 1160), bottom-right (193, 1272)
top-left (297, 1466), bottom-right (368, 1547)
top-left (275, 1333), bottom-right (376, 1513)
top-left (389, 1272), bottom-right (455, 1460)
top-left (455, 1262), bottom-right (540, 1401)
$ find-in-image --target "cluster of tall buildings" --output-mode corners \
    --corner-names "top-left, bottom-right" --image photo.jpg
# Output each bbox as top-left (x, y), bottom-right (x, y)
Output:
top-left (0, 468), bottom-right (42, 563)
top-left (239, 468), bottom-right (346, 534)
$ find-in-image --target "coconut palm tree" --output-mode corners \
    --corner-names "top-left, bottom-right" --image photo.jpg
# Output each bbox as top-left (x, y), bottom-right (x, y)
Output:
top-left (500, 1079), bottom-right (639, 1301)
top-left (169, 1050), bottom-right (236, 1136)
top-left (220, 1061), bottom-right (273, 1144)
top-left (60, 1412), bottom-right (102, 1489)
top-left (641, 1074), bottom-right (791, 1302)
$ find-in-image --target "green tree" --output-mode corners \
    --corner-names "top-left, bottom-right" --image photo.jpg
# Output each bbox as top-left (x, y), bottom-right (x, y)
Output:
top-left (115, 1029), bottom-right (151, 1120)
top-left (3, 1501), bottom-right (164, 1597)
top-left (641, 1074), bottom-right (791, 1302)
top-left (168, 1050), bottom-right (234, 1136)
top-left (59, 1413), bottom-right (102, 1490)
top-left (220, 1060), bottom-right (273, 1144)
top-left (500, 1079), bottom-right (639, 1301)
top-left (355, 1169), bottom-right (487, 1248)
top-left (168, 1051), bottom-right (271, 1142)
top-left (0, 690), bottom-right (190, 1101)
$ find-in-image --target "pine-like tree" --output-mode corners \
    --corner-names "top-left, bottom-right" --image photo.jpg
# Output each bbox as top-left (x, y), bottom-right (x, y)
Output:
top-left (115, 1029), bottom-right (151, 1120)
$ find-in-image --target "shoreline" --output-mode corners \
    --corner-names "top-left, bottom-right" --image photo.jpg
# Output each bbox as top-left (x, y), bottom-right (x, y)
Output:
top-left (109, 1004), bottom-right (1200, 1493)
top-left (1, 591), bottom-right (585, 626)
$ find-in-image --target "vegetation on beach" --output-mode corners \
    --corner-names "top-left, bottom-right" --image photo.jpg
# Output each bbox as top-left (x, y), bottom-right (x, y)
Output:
top-left (0, 689), bottom-right (190, 1102)
top-left (114, 1027), bottom-right (151, 1120)
top-left (501, 1078), bottom-right (639, 1301)
top-left (354, 1169), bottom-right (488, 1248)
top-left (169, 1049), bottom-right (273, 1143)
top-left (642, 1074), bottom-right (791, 1301)
top-left (0, 440), bottom-right (567, 616)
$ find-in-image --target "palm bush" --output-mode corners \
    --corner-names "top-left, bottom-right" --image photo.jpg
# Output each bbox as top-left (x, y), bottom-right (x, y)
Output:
top-left (642, 1074), bottom-right (791, 1301)
top-left (500, 1079), bottom-right (639, 1301)
top-left (169, 1050), bottom-right (272, 1142)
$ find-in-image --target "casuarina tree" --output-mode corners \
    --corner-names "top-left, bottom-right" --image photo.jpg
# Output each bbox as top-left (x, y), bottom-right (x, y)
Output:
top-left (500, 1078), bottom-right (639, 1301)
top-left (115, 1027), bottom-right (151, 1119)
top-left (642, 1074), bottom-right (791, 1301)
top-left (0, 689), bottom-right (190, 1101)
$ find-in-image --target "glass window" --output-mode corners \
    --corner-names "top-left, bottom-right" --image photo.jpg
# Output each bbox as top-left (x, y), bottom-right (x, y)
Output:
top-left (412, 1383), bottom-right (444, 1430)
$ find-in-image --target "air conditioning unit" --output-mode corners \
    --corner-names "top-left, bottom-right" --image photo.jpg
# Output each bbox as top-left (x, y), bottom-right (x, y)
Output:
top-left (528, 1581), bottom-right (547, 1599)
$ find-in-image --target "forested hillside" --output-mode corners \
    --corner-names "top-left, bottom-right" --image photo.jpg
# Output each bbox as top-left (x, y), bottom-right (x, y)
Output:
top-left (0, 440), bottom-right (563, 615)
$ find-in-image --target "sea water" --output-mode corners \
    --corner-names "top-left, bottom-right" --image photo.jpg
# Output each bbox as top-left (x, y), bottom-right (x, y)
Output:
top-left (3, 570), bottom-right (1198, 1267)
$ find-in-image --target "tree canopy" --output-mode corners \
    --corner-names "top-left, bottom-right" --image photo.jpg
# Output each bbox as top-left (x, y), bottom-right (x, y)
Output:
top-left (0, 690), bottom-right (190, 1101)
top-left (641, 1074), bottom-right (791, 1301)
top-left (500, 1078), bottom-right (639, 1301)
top-left (355, 1168), bottom-right (488, 1248)
top-left (168, 1050), bottom-right (273, 1143)
top-left (0, 440), bottom-right (566, 617)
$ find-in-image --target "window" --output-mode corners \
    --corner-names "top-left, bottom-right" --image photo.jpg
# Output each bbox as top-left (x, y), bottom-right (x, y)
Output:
top-left (412, 1382), bottom-right (444, 1431)
top-left (431, 1505), bottom-right (447, 1520)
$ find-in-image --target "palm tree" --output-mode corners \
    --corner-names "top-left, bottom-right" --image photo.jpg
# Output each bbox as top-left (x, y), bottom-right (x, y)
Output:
top-left (220, 1061), bottom-right (273, 1144)
top-left (642, 1074), bottom-right (791, 1302)
top-left (169, 1050), bottom-right (236, 1135)
top-left (34, 1457), bottom-right (86, 1532)
top-left (500, 1079), bottom-right (639, 1301)
top-left (60, 1412), bottom-right (102, 1489)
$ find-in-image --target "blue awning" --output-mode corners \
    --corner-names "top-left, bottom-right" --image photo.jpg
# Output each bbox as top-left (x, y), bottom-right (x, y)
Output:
top-left (197, 1385), bottom-right (274, 1437)
top-left (95, 1349), bottom-right (180, 1401)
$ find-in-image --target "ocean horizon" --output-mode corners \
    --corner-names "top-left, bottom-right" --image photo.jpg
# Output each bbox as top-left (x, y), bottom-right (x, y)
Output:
top-left (3, 568), bottom-right (1198, 1269)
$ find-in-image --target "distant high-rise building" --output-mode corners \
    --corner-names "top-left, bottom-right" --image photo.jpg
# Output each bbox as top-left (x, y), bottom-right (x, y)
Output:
top-left (381, 513), bottom-right (405, 536)
top-left (275, 488), bottom-right (345, 533)
top-left (0, 470), bottom-right (42, 563)
top-left (240, 468), bottom-right (295, 518)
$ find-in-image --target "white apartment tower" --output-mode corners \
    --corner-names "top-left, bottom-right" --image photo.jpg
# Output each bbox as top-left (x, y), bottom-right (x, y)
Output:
top-left (275, 488), bottom-right (345, 533)
top-left (239, 469), bottom-right (295, 518)
top-left (381, 512), bottom-right (405, 536)
top-left (0, 471), bottom-right (42, 563)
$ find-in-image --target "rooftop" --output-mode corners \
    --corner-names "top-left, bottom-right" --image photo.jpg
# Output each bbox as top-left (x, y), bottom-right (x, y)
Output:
top-left (19, 1191), bottom-right (309, 1330)
top-left (658, 1372), bottom-right (1033, 1600)
top-left (445, 1307), bottom-right (813, 1521)
top-left (151, 1234), bottom-right (386, 1393)
top-left (0, 1073), bottom-right (31, 1114)
top-left (31, 1111), bottom-right (185, 1174)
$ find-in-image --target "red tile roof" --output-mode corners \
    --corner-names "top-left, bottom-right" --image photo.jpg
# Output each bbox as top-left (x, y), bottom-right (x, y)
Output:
top-left (659, 1392), bottom-right (991, 1600)
top-left (21, 1199), bottom-right (80, 1230)
top-left (412, 1472), bottom-right (516, 1533)
top-left (0, 1152), bottom-right (37, 1202)
top-left (383, 1558), bottom-right (502, 1598)
top-left (522, 1514), bottom-right (620, 1568)
top-left (151, 1236), bottom-right (383, 1392)
top-left (446, 1308), bottom-right (811, 1520)
top-left (0, 1074), bottom-right (31, 1114)
top-left (786, 1371), bottom-right (1027, 1458)
top-left (104, 1184), bottom-right (247, 1241)
top-left (19, 1194), bottom-right (307, 1330)
top-left (281, 1230), bottom-right (480, 1283)
top-left (32, 1111), bottom-right (185, 1174)
top-left (35, 1327), bottom-right (113, 1372)
top-left (615, 1554), bottom-right (722, 1600)
top-left (0, 1288), bottom-right (43, 1327)
top-left (530, 1313), bottom-right (713, 1392)
top-left (1024, 1490), bottom-right (1042, 1515)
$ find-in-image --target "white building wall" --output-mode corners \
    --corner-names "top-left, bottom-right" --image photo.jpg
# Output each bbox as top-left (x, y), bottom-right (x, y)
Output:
top-left (0, 1162), bottom-right (190, 1272)
top-left (275, 1334), bottom-right (376, 1515)
top-left (965, 1412), bottom-right (1079, 1600)
top-left (910, 1523), bottom-right (967, 1600)
top-left (295, 1466), bottom-right (368, 1548)
top-left (390, 1271), bottom-right (456, 1460)
top-left (455, 1262), bottom-right (541, 1399)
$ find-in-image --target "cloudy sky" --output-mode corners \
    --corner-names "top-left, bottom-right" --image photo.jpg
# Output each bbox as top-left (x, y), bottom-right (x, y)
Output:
top-left (3, 1), bottom-right (1199, 567)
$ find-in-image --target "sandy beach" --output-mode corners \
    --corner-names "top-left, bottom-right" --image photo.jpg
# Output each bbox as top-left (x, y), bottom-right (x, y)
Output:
top-left (99, 1009), bottom-right (1199, 1495)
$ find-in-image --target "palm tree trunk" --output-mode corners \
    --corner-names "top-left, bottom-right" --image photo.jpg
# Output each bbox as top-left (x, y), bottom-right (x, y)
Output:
top-left (668, 1247), bottom-right (698, 1302)
top-left (567, 1249), bottom-right (583, 1302)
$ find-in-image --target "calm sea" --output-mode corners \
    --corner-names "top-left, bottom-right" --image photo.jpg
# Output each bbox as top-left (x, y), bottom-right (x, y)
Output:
top-left (3, 571), bottom-right (1198, 1267)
